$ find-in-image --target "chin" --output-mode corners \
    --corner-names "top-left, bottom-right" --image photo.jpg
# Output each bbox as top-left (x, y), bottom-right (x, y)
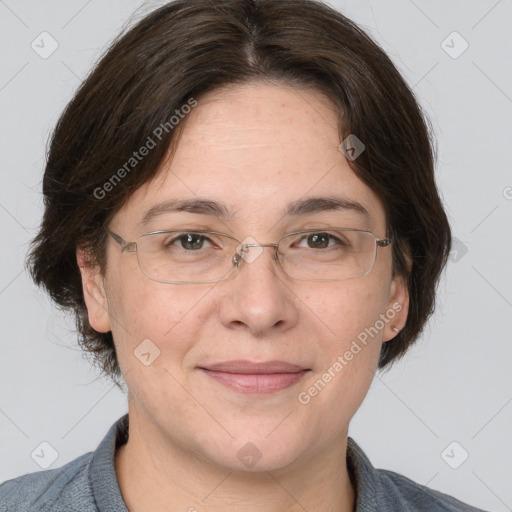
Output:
top-left (200, 429), bottom-right (308, 474)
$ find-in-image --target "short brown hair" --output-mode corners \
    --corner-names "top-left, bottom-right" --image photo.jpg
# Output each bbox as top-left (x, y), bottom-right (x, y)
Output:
top-left (28, 0), bottom-right (451, 385)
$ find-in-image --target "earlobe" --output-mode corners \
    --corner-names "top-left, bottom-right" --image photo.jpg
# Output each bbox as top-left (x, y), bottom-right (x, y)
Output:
top-left (76, 248), bottom-right (111, 333)
top-left (383, 272), bottom-right (409, 342)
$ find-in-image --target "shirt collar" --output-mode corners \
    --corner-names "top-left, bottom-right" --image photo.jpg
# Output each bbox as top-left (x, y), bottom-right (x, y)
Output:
top-left (89, 413), bottom-right (129, 512)
top-left (89, 413), bottom-right (386, 511)
top-left (346, 436), bottom-right (388, 510)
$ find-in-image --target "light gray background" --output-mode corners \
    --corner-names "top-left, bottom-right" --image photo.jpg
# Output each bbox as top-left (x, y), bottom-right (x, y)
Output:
top-left (0, 1), bottom-right (511, 510)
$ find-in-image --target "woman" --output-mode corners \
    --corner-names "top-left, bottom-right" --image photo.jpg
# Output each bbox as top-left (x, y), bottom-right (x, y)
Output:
top-left (0, 0), bottom-right (488, 510)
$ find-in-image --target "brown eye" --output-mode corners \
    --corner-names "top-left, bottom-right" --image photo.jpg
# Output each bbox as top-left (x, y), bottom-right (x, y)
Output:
top-left (306, 233), bottom-right (330, 249)
top-left (178, 233), bottom-right (206, 250)
top-left (163, 233), bottom-right (212, 250)
top-left (295, 232), bottom-right (346, 250)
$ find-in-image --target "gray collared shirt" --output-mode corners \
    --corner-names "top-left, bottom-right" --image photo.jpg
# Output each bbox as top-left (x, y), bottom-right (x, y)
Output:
top-left (0, 414), bottom-right (489, 511)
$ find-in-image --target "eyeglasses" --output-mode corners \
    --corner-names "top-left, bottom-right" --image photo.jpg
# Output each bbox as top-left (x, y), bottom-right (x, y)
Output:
top-left (107, 227), bottom-right (392, 284)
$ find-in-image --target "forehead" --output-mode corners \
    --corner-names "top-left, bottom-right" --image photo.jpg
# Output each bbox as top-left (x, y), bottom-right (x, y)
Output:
top-left (115, 82), bottom-right (387, 235)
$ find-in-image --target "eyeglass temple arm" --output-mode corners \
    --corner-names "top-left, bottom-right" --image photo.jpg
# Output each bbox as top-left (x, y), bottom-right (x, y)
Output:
top-left (377, 238), bottom-right (392, 247)
top-left (377, 228), bottom-right (394, 247)
top-left (106, 228), bottom-right (135, 252)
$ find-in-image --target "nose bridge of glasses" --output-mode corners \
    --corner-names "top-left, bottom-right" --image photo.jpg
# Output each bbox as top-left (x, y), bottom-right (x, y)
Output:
top-left (233, 240), bottom-right (281, 268)
top-left (239, 242), bottom-right (279, 254)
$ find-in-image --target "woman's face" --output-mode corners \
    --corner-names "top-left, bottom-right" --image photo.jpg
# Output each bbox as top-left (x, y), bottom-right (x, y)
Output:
top-left (81, 82), bottom-right (408, 472)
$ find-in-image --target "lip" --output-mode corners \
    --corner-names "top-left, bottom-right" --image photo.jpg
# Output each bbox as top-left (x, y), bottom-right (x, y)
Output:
top-left (198, 360), bottom-right (310, 394)
top-left (200, 360), bottom-right (308, 374)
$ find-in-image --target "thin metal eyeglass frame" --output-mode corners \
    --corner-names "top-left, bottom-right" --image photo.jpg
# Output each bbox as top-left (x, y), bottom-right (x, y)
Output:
top-left (106, 227), bottom-right (393, 284)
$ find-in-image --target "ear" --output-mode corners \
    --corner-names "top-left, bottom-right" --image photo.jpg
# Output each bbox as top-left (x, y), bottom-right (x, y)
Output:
top-left (76, 248), bottom-right (111, 333)
top-left (382, 271), bottom-right (409, 342)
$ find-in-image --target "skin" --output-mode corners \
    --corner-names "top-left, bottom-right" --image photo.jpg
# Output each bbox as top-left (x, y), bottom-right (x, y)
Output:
top-left (78, 81), bottom-right (409, 512)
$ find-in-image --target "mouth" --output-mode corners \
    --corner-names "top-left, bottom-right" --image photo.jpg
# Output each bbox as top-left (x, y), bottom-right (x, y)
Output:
top-left (198, 360), bottom-right (311, 394)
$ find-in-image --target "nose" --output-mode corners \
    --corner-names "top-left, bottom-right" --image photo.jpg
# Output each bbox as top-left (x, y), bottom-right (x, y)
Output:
top-left (219, 243), bottom-right (299, 336)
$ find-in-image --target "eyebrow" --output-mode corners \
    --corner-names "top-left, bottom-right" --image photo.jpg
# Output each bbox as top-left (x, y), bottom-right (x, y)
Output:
top-left (140, 195), bottom-right (371, 226)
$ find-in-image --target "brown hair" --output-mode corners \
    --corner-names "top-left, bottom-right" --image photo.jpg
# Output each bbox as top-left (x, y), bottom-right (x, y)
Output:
top-left (28, 0), bottom-right (451, 385)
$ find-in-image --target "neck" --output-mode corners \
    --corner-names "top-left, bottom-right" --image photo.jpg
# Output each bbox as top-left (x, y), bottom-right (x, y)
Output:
top-left (115, 408), bottom-right (356, 512)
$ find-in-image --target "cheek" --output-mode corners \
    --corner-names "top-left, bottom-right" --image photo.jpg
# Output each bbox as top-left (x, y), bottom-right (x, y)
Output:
top-left (105, 266), bottom-right (215, 370)
top-left (301, 279), bottom-right (390, 410)
top-left (311, 277), bottom-right (390, 350)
